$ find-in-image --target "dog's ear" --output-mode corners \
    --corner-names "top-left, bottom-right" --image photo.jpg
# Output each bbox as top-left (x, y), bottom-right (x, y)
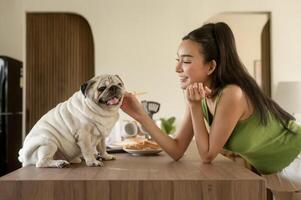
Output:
top-left (115, 75), bottom-right (124, 85)
top-left (80, 80), bottom-right (95, 98)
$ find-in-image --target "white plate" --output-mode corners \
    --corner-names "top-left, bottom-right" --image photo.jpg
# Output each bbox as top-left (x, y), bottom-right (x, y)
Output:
top-left (107, 143), bottom-right (123, 150)
top-left (123, 148), bottom-right (162, 156)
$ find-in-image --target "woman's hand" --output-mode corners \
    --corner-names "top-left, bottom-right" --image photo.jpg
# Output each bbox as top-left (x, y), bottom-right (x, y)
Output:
top-left (186, 82), bottom-right (212, 105)
top-left (121, 92), bottom-right (148, 121)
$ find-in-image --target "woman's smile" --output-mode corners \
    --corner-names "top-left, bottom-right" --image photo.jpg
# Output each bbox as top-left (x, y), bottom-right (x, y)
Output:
top-left (179, 76), bottom-right (189, 88)
top-left (179, 76), bottom-right (188, 82)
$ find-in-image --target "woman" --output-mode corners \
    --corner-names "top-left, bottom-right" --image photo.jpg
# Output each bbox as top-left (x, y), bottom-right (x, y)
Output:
top-left (121, 22), bottom-right (301, 199)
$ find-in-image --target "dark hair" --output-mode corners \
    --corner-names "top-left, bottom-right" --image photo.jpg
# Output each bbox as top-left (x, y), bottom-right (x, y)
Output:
top-left (182, 22), bottom-right (294, 126)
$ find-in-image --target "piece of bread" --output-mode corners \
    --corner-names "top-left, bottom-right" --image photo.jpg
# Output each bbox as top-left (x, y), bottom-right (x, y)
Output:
top-left (124, 139), bottom-right (161, 150)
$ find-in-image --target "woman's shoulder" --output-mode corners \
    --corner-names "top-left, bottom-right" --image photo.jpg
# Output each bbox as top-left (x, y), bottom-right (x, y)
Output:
top-left (219, 84), bottom-right (244, 100)
top-left (218, 84), bottom-right (254, 121)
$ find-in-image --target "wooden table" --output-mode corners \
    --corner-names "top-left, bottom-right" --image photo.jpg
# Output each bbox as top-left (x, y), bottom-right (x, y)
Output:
top-left (0, 143), bottom-right (266, 200)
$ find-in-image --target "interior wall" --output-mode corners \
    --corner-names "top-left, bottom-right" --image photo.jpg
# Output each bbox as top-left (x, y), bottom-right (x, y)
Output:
top-left (0, 0), bottom-right (22, 60)
top-left (1, 0), bottom-right (301, 127)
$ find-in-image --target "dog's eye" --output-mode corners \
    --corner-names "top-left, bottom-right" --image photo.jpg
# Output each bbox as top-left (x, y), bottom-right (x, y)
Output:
top-left (118, 83), bottom-right (123, 87)
top-left (98, 86), bottom-right (106, 92)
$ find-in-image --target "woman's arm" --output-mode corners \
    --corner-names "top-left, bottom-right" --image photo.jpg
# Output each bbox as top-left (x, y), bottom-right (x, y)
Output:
top-left (187, 83), bottom-right (246, 163)
top-left (139, 105), bottom-right (194, 160)
top-left (121, 92), bottom-right (194, 160)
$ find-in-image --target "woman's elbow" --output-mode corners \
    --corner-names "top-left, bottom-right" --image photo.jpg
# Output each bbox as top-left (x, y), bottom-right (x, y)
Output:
top-left (171, 153), bottom-right (184, 161)
top-left (201, 154), bottom-right (214, 164)
top-left (202, 159), bottom-right (212, 164)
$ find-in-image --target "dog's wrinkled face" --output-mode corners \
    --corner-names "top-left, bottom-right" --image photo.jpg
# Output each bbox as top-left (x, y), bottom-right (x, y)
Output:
top-left (81, 75), bottom-right (125, 109)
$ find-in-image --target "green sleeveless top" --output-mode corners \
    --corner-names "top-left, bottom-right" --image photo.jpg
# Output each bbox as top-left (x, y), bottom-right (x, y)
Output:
top-left (201, 88), bottom-right (301, 174)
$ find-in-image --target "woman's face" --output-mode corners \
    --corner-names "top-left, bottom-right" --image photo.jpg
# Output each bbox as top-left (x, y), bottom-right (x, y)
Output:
top-left (176, 39), bottom-right (212, 90)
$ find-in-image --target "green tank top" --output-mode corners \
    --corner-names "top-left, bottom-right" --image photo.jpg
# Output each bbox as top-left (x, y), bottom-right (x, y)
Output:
top-left (201, 88), bottom-right (301, 174)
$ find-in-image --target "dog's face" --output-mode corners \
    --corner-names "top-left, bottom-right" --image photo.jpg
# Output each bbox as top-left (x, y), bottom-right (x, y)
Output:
top-left (80, 75), bottom-right (125, 109)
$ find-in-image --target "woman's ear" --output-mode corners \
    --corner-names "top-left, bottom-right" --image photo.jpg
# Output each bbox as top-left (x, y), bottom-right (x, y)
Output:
top-left (208, 60), bottom-right (217, 75)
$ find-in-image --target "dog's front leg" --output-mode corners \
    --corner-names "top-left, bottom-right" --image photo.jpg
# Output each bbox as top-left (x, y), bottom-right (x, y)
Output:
top-left (97, 137), bottom-right (116, 161)
top-left (77, 132), bottom-right (104, 167)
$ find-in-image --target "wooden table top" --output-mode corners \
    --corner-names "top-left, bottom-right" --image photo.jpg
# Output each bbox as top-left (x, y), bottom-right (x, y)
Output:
top-left (0, 142), bottom-right (266, 200)
top-left (0, 142), bottom-right (263, 182)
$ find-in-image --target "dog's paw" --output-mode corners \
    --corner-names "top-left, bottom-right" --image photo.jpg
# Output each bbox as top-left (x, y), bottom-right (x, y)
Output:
top-left (86, 160), bottom-right (104, 167)
top-left (56, 160), bottom-right (70, 168)
top-left (95, 153), bottom-right (103, 161)
top-left (101, 154), bottom-right (116, 161)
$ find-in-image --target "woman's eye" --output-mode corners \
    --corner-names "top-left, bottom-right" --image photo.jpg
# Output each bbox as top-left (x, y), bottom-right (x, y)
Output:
top-left (175, 58), bottom-right (191, 64)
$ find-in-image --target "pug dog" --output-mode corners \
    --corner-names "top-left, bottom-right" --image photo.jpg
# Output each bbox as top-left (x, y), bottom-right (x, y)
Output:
top-left (18, 74), bottom-right (125, 168)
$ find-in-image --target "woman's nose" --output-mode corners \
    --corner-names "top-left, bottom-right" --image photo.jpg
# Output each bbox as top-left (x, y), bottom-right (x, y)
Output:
top-left (175, 62), bottom-right (183, 73)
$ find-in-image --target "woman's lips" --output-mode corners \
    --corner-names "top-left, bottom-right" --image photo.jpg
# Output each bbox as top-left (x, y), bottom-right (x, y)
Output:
top-left (179, 77), bottom-right (188, 82)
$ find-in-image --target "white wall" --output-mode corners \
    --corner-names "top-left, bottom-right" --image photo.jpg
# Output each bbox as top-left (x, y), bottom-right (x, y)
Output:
top-left (1, 0), bottom-right (301, 128)
top-left (0, 0), bottom-right (22, 59)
